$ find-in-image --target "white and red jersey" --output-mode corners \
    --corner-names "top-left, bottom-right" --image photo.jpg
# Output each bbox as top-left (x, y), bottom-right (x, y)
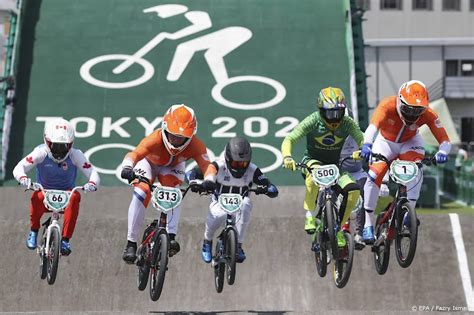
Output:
top-left (13, 144), bottom-right (100, 190)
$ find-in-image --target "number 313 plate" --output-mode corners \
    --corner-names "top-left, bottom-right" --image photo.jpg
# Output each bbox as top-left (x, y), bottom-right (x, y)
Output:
top-left (151, 186), bottom-right (183, 213)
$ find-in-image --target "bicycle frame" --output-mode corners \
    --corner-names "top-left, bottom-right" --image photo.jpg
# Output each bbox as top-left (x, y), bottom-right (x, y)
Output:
top-left (33, 184), bottom-right (83, 256)
top-left (371, 154), bottom-right (435, 246)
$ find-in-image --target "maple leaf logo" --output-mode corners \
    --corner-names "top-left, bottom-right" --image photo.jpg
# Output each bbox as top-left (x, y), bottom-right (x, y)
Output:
top-left (82, 162), bottom-right (91, 169)
top-left (26, 156), bottom-right (34, 164)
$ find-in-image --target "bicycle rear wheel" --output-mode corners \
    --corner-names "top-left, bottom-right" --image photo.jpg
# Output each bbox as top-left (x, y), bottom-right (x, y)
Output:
top-left (395, 202), bottom-right (418, 268)
top-left (46, 227), bottom-right (60, 285)
top-left (225, 229), bottom-right (237, 285)
top-left (214, 239), bottom-right (225, 293)
top-left (333, 231), bottom-right (354, 288)
top-left (373, 212), bottom-right (390, 275)
top-left (149, 232), bottom-right (169, 301)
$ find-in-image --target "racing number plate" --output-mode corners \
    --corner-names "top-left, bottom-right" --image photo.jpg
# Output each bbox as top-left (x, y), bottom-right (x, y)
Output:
top-left (44, 190), bottom-right (70, 212)
top-left (151, 186), bottom-right (183, 213)
top-left (218, 193), bottom-right (243, 214)
top-left (311, 164), bottom-right (340, 187)
top-left (390, 160), bottom-right (419, 185)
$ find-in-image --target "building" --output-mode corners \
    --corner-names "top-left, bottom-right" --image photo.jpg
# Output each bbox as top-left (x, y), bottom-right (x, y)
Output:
top-left (359, 0), bottom-right (474, 143)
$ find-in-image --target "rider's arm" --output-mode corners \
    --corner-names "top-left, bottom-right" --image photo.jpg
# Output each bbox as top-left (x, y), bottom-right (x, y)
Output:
top-left (252, 167), bottom-right (278, 198)
top-left (281, 113), bottom-right (316, 157)
top-left (69, 149), bottom-right (101, 186)
top-left (121, 133), bottom-right (155, 169)
top-left (12, 145), bottom-right (47, 182)
top-left (424, 109), bottom-right (451, 154)
top-left (363, 98), bottom-right (390, 144)
top-left (188, 137), bottom-right (213, 179)
top-left (203, 162), bottom-right (218, 182)
top-left (341, 116), bottom-right (364, 147)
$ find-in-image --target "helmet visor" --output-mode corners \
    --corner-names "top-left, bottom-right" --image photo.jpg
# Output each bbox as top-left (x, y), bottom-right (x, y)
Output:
top-left (165, 130), bottom-right (190, 147)
top-left (230, 160), bottom-right (249, 169)
top-left (322, 108), bottom-right (345, 122)
top-left (47, 141), bottom-right (72, 161)
top-left (400, 103), bottom-right (427, 118)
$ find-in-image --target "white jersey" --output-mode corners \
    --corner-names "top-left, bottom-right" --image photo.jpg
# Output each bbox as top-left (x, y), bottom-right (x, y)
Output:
top-left (213, 159), bottom-right (261, 195)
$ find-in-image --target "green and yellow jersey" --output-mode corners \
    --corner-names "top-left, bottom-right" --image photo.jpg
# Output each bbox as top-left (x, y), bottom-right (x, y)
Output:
top-left (281, 112), bottom-right (364, 165)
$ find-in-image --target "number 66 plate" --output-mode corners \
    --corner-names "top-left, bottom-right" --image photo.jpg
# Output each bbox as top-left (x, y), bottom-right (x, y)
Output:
top-left (218, 193), bottom-right (243, 214)
top-left (151, 186), bottom-right (183, 213)
top-left (43, 190), bottom-right (71, 212)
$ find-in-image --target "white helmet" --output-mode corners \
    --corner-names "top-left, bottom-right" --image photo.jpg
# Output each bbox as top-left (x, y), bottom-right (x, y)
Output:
top-left (43, 118), bottom-right (75, 163)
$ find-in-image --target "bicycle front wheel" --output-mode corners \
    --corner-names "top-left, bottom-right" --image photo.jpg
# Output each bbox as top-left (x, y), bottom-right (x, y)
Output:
top-left (46, 227), bottom-right (60, 285)
top-left (225, 229), bottom-right (237, 285)
top-left (214, 239), bottom-right (225, 293)
top-left (325, 200), bottom-right (338, 260)
top-left (149, 232), bottom-right (169, 301)
top-left (39, 231), bottom-right (47, 280)
top-left (395, 202), bottom-right (418, 268)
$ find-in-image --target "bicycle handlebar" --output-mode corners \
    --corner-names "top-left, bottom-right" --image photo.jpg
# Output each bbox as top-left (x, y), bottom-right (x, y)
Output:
top-left (132, 174), bottom-right (200, 198)
top-left (28, 183), bottom-right (84, 193)
top-left (295, 152), bottom-right (362, 172)
top-left (370, 153), bottom-right (437, 167)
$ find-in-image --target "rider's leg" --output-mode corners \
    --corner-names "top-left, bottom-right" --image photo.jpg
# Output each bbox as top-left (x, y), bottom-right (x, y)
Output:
top-left (27, 191), bottom-right (48, 249)
top-left (236, 196), bottom-right (252, 244)
top-left (61, 191), bottom-right (81, 256)
top-left (353, 177), bottom-right (367, 249)
top-left (337, 173), bottom-right (360, 226)
top-left (204, 199), bottom-right (227, 242)
top-left (202, 199), bottom-right (226, 263)
top-left (62, 191), bottom-right (81, 240)
top-left (303, 160), bottom-right (322, 233)
top-left (362, 136), bottom-right (399, 243)
top-left (235, 197), bottom-right (252, 263)
top-left (400, 135), bottom-right (425, 211)
top-left (123, 159), bottom-right (154, 262)
top-left (30, 191), bottom-right (47, 232)
top-left (159, 162), bottom-right (185, 255)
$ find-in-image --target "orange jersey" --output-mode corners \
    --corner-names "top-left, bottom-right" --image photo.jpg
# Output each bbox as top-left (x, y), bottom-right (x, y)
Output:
top-left (124, 129), bottom-right (210, 173)
top-left (371, 96), bottom-right (449, 143)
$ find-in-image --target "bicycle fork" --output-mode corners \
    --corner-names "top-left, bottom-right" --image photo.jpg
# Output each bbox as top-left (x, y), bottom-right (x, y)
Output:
top-left (39, 214), bottom-right (61, 257)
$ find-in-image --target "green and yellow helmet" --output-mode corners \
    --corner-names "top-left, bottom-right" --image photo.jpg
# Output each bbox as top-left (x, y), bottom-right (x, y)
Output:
top-left (317, 87), bottom-right (347, 130)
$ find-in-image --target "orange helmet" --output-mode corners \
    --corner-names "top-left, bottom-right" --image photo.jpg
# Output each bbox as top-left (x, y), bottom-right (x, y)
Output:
top-left (161, 104), bottom-right (197, 155)
top-left (396, 80), bottom-right (429, 125)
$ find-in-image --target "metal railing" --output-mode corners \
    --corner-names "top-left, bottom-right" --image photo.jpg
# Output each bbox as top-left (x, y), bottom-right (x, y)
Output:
top-left (0, 1), bottom-right (21, 184)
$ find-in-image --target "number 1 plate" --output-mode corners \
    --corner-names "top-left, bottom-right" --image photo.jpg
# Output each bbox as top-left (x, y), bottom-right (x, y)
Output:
top-left (151, 186), bottom-right (183, 213)
top-left (218, 193), bottom-right (243, 214)
top-left (390, 160), bottom-right (419, 185)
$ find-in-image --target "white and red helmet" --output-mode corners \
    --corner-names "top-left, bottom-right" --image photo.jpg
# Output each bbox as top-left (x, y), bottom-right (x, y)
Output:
top-left (43, 118), bottom-right (75, 163)
top-left (161, 104), bottom-right (197, 156)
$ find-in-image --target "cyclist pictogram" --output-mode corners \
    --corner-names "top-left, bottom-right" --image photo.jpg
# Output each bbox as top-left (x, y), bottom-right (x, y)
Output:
top-left (80, 4), bottom-right (286, 110)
